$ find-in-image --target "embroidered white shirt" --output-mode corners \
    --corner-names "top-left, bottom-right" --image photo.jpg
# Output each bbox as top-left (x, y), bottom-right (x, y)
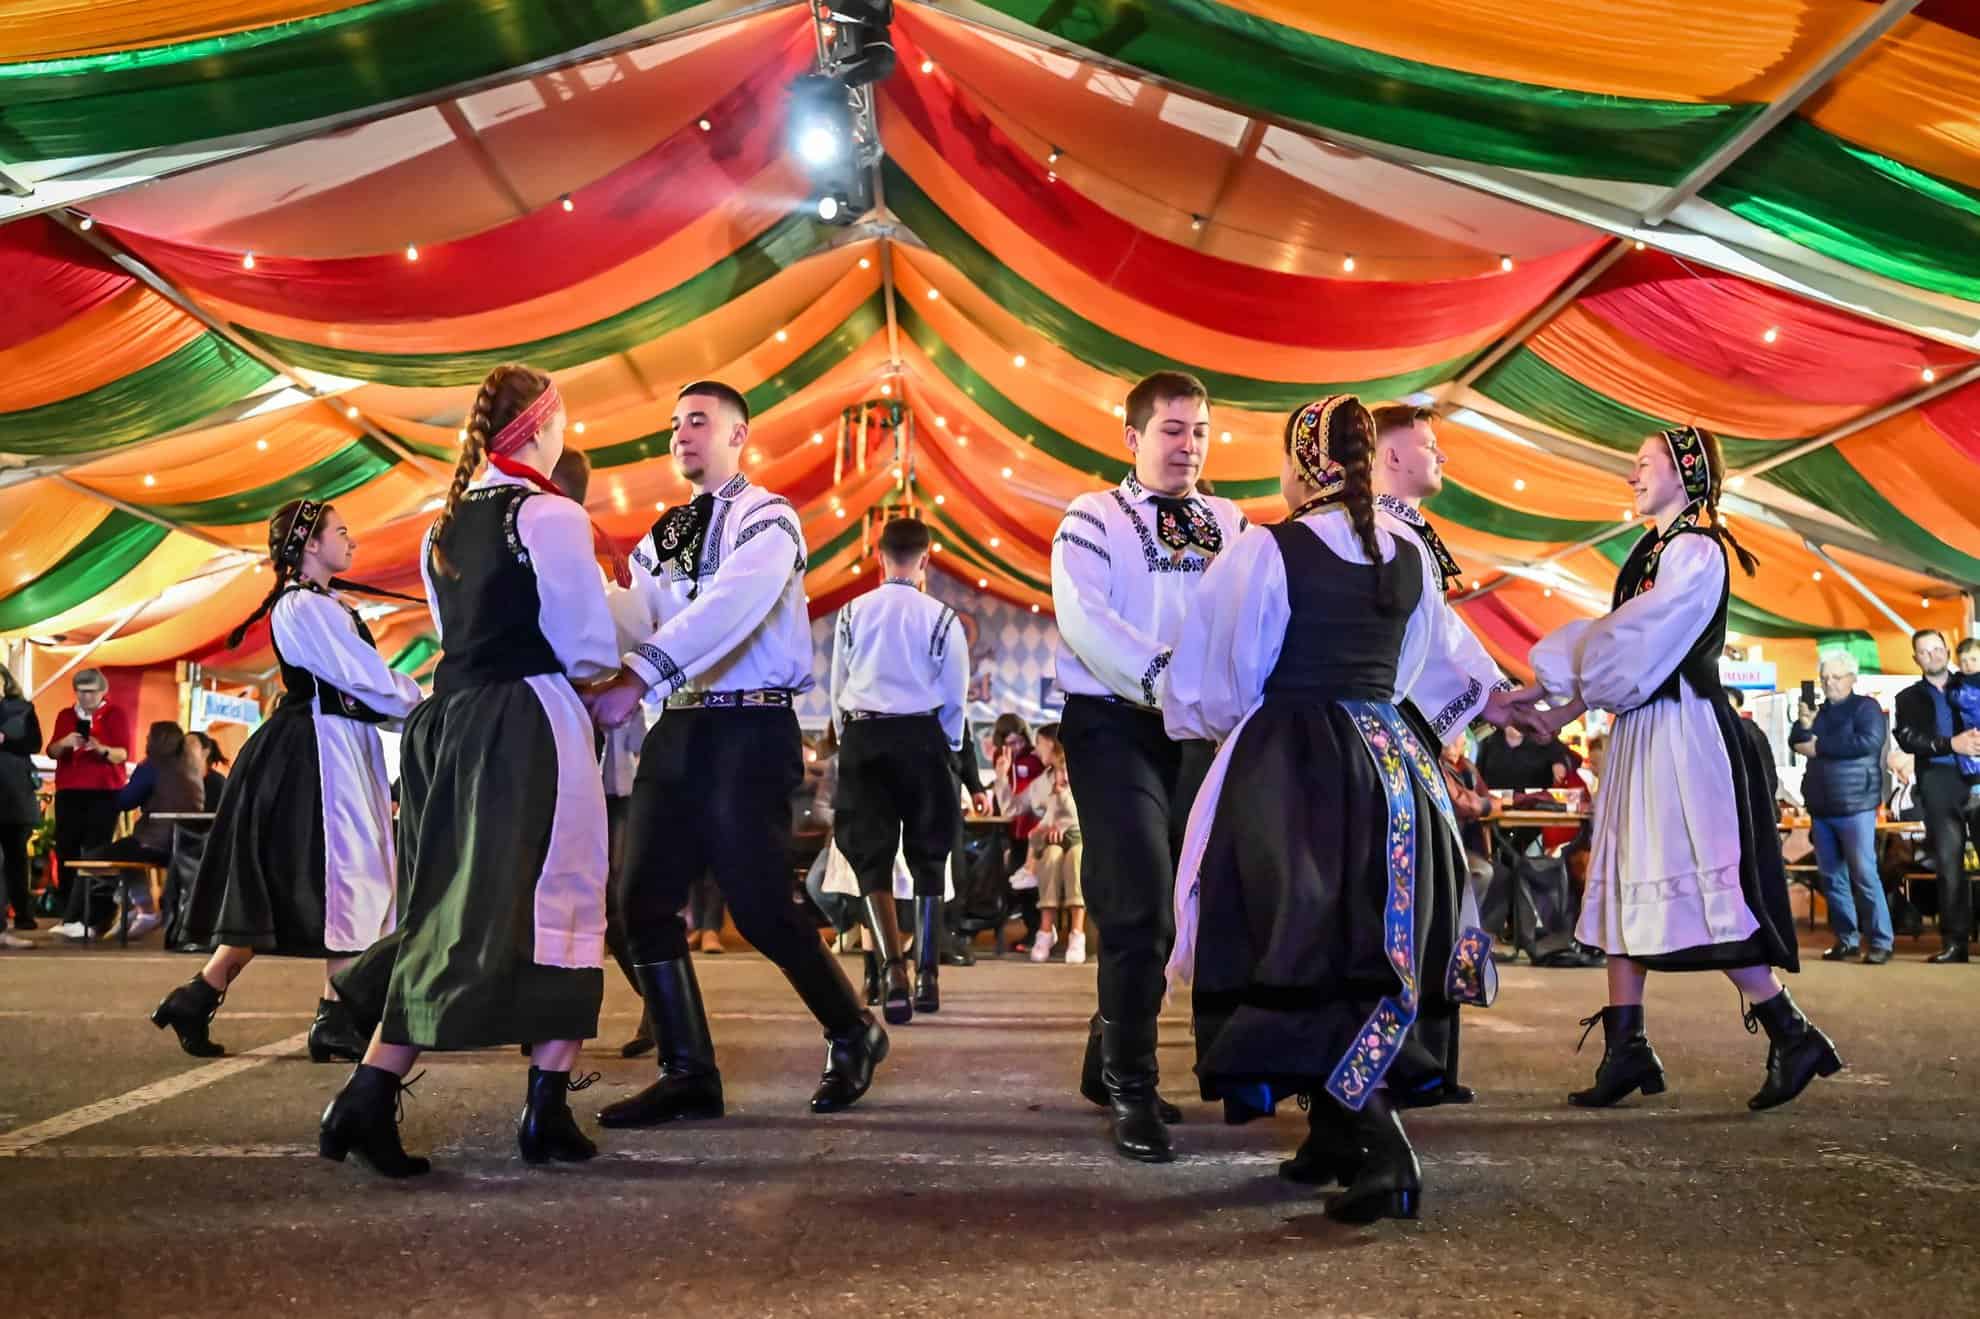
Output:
top-left (1375, 495), bottom-right (1511, 740)
top-left (829, 580), bottom-right (969, 749)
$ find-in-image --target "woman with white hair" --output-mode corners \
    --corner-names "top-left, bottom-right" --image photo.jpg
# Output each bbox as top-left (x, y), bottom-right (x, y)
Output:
top-left (1788, 650), bottom-right (1893, 964)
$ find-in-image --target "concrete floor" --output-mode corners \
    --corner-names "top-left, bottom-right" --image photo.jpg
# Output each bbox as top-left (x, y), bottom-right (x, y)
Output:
top-left (1, 930), bottom-right (1976, 1318)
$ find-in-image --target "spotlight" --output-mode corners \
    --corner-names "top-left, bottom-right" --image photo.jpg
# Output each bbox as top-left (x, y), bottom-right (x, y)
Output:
top-left (818, 194), bottom-right (844, 222)
top-left (791, 74), bottom-right (855, 170)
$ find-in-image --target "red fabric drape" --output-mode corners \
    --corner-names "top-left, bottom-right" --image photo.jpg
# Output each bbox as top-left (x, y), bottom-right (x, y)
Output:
top-left (1920, 379), bottom-right (1980, 467)
top-left (881, 26), bottom-right (1603, 351)
top-left (0, 218), bottom-right (134, 351)
top-left (100, 38), bottom-right (811, 325)
top-left (1456, 593), bottom-right (1544, 666)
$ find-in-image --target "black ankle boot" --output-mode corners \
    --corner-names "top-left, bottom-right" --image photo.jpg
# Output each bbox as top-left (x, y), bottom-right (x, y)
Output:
top-left (912, 897), bottom-right (943, 1015)
top-left (1567, 1005), bottom-right (1667, 1108)
top-left (1744, 987), bottom-right (1843, 1111)
top-left (598, 959), bottom-right (725, 1128)
top-left (318, 1064), bottom-right (430, 1178)
top-left (150, 976), bottom-right (225, 1058)
top-left (1280, 1095), bottom-right (1364, 1186)
top-left (308, 997), bottom-right (368, 1064)
top-left (519, 1067), bottom-right (600, 1164)
top-left (811, 1014), bottom-right (890, 1113)
top-left (1101, 1017), bottom-right (1172, 1163)
top-left (1081, 1013), bottom-right (1182, 1123)
top-left (865, 895), bottom-right (914, 1026)
top-left (1323, 1092), bottom-right (1420, 1223)
top-left (862, 951), bottom-right (882, 1007)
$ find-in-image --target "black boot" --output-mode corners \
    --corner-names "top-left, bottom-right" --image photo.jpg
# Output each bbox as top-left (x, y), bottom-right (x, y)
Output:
top-left (318, 1064), bottom-right (430, 1178)
top-left (1744, 987), bottom-right (1843, 1111)
top-left (1323, 1092), bottom-right (1420, 1223)
top-left (1567, 1005), bottom-right (1667, 1108)
top-left (1080, 1013), bottom-right (1181, 1123)
top-left (912, 896), bottom-right (943, 1015)
top-left (781, 939), bottom-right (888, 1112)
top-left (862, 951), bottom-right (881, 1007)
top-left (598, 960), bottom-right (724, 1128)
top-left (620, 1008), bottom-right (655, 1059)
top-left (307, 997), bottom-right (368, 1064)
top-left (150, 976), bottom-right (225, 1058)
top-left (865, 894), bottom-right (914, 1026)
top-left (518, 1067), bottom-right (600, 1164)
top-left (1280, 1095), bottom-right (1364, 1186)
top-left (1101, 1017), bottom-right (1172, 1163)
top-left (1927, 942), bottom-right (1969, 964)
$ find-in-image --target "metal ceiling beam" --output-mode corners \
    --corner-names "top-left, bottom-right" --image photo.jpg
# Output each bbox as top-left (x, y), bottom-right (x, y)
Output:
top-left (1733, 359), bottom-right (1980, 481)
top-left (1801, 538), bottom-right (1916, 636)
top-left (1642, 1), bottom-right (1922, 226)
top-left (1442, 239), bottom-right (1631, 394)
top-left (51, 474), bottom-right (241, 552)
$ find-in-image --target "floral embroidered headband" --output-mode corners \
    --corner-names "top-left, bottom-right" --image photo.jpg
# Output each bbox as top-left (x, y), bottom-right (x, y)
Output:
top-left (1290, 395), bottom-right (1352, 498)
top-left (488, 382), bottom-right (563, 457)
top-left (273, 499), bottom-right (325, 572)
top-left (1662, 425), bottom-right (1711, 502)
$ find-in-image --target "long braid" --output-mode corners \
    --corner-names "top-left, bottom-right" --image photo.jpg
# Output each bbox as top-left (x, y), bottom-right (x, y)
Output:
top-left (427, 372), bottom-right (501, 579)
top-left (1695, 427), bottom-right (1759, 577)
top-left (1333, 401), bottom-right (1396, 614)
top-left (226, 500), bottom-right (308, 648)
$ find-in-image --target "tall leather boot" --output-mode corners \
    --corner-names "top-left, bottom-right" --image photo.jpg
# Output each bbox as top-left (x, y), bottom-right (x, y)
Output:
top-left (597, 959), bottom-right (725, 1128)
top-left (862, 951), bottom-right (881, 1007)
top-left (1323, 1091), bottom-right (1420, 1223)
top-left (1744, 987), bottom-right (1843, 1111)
top-left (781, 940), bottom-right (887, 1113)
top-left (912, 896), bottom-right (943, 1015)
top-left (1100, 1016), bottom-right (1172, 1163)
top-left (150, 976), bottom-right (225, 1058)
top-left (865, 894), bottom-right (914, 1026)
top-left (1279, 1094), bottom-right (1364, 1186)
top-left (308, 997), bottom-right (368, 1064)
top-left (1080, 1012), bottom-right (1181, 1123)
top-left (318, 1064), bottom-right (430, 1178)
top-left (1567, 1005), bottom-right (1667, 1108)
top-left (518, 1066), bottom-right (599, 1164)
top-left (620, 1008), bottom-right (655, 1059)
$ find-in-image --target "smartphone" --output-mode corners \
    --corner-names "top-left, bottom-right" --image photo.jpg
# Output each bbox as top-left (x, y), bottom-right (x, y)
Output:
top-left (1799, 679), bottom-right (1818, 708)
top-left (75, 715), bottom-right (92, 742)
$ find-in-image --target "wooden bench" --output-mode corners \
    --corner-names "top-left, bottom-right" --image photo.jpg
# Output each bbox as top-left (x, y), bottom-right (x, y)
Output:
top-left (65, 859), bottom-right (163, 947)
top-left (1785, 862), bottom-right (1974, 939)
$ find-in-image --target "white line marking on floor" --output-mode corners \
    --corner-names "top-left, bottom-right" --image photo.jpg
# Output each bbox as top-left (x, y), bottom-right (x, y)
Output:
top-left (0, 1031), bottom-right (311, 1157)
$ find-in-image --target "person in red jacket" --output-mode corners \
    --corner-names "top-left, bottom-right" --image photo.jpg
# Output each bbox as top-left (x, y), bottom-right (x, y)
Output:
top-left (46, 669), bottom-right (131, 938)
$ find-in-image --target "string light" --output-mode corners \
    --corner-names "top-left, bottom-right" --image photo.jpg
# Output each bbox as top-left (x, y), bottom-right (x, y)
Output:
top-left (977, 577), bottom-right (989, 589)
top-left (404, 244), bottom-right (419, 262)
top-left (1030, 604), bottom-right (1041, 614)
top-left (78, 216), bottom-right (93, 231)
top-left (560, 194), bottom-right (574, 212)
top-left (881, 383), bottom-right (892, 396)
top-left (656, 501), bottom-right (667, 511)
top-left (851, 564), bottom-right (862, 576)
top-left (1012, 354), bottom-right (1026, 368)
top-left (932, 543), bottom-right (943, 553)
top-left (936, 416), bottom-right (948, 428)
top-left (1000, 467), bottom-right (1013, 479)
top-left (811, 432), bottom-right (825, 445)
top-left (345, 405), bottom-right (360, 419)
top-left (1047, 146), bottom-right (1062, 165)
top-left (1812, 570), bottom-right (1823, 581)
top-left (1499, 254), bottom-right (1514, 272)
top-left (1341, 254), bottom-right (1355, 272)
top-left (1219, 431), bottom-right (1232, 444)
top-left (1046, 171), bottom-right (1057, 183)
top-left (926, 287), bottom-right (940, 301)
top-left (1729, 475), bottom-right (1746, 489)
top-left (989, 537), bottom-right (1001, 548)
top-left (255, 438), bottom-right (268, 451)
top-left (698, 118), bottom-right (712, 132)
top-left (572, 421), bottom-right (586, 434)
top-left (1190, 214), bottom-right (1205, 232)
top-left (858, 257), bottom-right (871, 270)
top-left (956, 435), bottom-right (969, 447)
top-left (934, 494), bottom-right (946, 505)
top-left (142, 474), bottom-right (156, 487)
top-left (1620, 509), bottom-right (1633, 521)
top-left (1923, 367), bottom-right (1937, 383)
top-left (890, 465), bottom-right (902, 479)
top-left (1512, 478), bottom-right (1526, 491)
top-left (1543, 587), bottom-right (1553, 597)
top-left (920, 58), bottom-right (934, 73)
top-left (1633, 240), bottom-right (1645, 250)
top-left (241, 251), bottom-right (256, 270)
top-left (775, 329), bottom-right (788, 343)
top-left (1112, 405), bottom-right (1125, 419)
top-left (836, 507), bottom-right (847, 519)
top-left (1469, 579), bottom-right (1480, 590)
top-left (1921, 596), bottom-right (1931, 608)
top-left (1762, 326), bottom-right (1778, 344)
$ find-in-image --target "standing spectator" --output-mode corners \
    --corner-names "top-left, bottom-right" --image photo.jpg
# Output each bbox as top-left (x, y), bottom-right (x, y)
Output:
top-left (1953, 638), bottom-right (1980, 798)
top-left (1788, 653), bottom-right (1893, 964)
top-left (1892, 629), bottom-right (1980, 963)
top-left (1025, 724), bottom-right (1086, 965)
top-left (1475, 722), bottom-right (1567, 791)
top-left (1726, 689), bottom-right (1780, 808)
top-left (1, 662), bottom-right (43, 938)
top-left (47, 669), bottom-right (132, 939)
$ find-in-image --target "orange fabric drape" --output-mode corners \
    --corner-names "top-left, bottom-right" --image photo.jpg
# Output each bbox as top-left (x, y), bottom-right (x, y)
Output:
top-left (0, 1), bottom-right (352, 61)
top-left (0, 287), bottom-right (204, 412)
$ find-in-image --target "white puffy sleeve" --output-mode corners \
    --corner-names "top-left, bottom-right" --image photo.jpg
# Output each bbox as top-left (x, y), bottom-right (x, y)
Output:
top-left (517, 496), bottom-right (620, 682)
top-left (935, 607), bottom-right (967, 751)
top-left (1531, 534), bottom-right (1724, 712)
top-left (271, 591), bottom-right (422, 718)
top-left (828, 602), bottom-right (853, 737)
top-left (1051, 495), bottom-right (1167, 704)
top-left (622, 500), bottom-right (802, 695)
top-left (1396, 537), bottom-right (1509, 743)
top-left (1163, 526), bottom-right (1287, 743)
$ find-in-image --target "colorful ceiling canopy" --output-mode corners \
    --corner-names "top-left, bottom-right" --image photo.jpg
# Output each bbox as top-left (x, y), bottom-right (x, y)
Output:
top-left (3, 0), bottom-right (1978, 685)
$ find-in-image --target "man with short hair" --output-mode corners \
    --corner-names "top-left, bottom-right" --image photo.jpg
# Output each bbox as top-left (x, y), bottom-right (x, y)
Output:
top-left (1892, 629), bottom-right (1980, 963)
top-left (1789, 652), bottom-right (1893, 964)
top-left (47, 668), bottom-right (132, 940)
top-left (1051, 370), bottom-right (1244, 1162)
top-left (587, 381), bottom-right (888, 1124)
top-left (827, 515), bottom-right (969, 1021)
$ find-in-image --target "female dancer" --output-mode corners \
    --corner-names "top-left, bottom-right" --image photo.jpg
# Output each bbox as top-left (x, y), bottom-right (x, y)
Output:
top-left (321, 362), bottom-right (619, 1178)
top-left (1517, 426), bottom-right (1839, 1111)
top-left (153, 500), bottom-right (421, 1060)
top-left (1163, 396), bottom-right (1505, 1224)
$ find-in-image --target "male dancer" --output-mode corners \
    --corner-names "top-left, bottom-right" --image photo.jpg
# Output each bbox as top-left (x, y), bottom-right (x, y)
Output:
top-left (588, 381), bottom-right (886, 1124)
top-left (1050, 371), bottom-right (1245, 1163)
top-left (828, 515), bottom-right (970, 1023)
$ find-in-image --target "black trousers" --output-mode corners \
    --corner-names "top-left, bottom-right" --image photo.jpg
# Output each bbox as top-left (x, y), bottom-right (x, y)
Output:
top-left (619, 708), bottom-right (820, 968)
top-left (54, 788), bottom-right (120, 919)
top-left (603, 793), bottom-right (638, 993)
top-left (1918, 763), bottom-right (1976, 945)
top-left (1059, 695), bottom-right (1214, 1024)
top-left (2, 823), bottom-right (33, 925)
top-left (834, 716), bottom-right (955, 898)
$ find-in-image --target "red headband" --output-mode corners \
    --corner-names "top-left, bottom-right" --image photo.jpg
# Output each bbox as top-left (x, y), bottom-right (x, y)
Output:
top-left (488, 383), bottom-right (562, 457)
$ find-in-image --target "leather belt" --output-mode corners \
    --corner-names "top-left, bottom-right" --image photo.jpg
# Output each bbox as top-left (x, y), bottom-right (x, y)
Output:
top-left (843, 709), bottom-right (936, 722)
top-left (668, 688), bottom-right (795, 710)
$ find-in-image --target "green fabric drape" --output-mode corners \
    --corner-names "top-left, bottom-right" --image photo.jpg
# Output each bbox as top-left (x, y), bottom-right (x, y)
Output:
top-left (1594, 536), bottom-right (1876, 646)
top-left (0, 335), bottom-right (273, 456)
top-left (388, 633), bottom-right (441, 674)
top-left (911, 484), bottom-right (1050, 593)
top-left (809, 518), bottom-right (862, 565)
top-left (966, 0), bottom-right (1759, 186)
top-left (1423, 479), bottom-right (1611, 547)
top-left (138, 436), bottom-right (402, 524)
top-left (243, 215), bottom-right (827, 387)
top-left (0, 512), bottom-right (168, 631)
top-left (884, 164), bottom-right (1466, 410)
top-left (1471, 349), bottom-right (1777, 465)
top-left (0, 0), bottom-right (703, 163)
top-left (1760, 449), bottom-right (1980, 582)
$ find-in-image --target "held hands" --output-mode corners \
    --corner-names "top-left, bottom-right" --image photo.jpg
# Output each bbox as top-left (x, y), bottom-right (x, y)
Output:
top-left (583, 671), bottom-right (648, 730)
top-left (1485, 684), bottom-right (1579, 739)
top-left (1951, 729), bottom-right (1980, 758)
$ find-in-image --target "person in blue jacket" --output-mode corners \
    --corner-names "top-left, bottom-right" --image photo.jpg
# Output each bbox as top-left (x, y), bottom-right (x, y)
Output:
top-left (1789, 652), bottom-right (1893, 964)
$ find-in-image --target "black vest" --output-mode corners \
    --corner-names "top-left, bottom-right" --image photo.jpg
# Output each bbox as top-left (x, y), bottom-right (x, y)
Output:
top-left (273, 584), bottom-right (391, 724)
top-left (1262, 519), bottom-right (1423, 703)
top-left (429, 484), bottom-right (563, 694)
top-left (1611, 518), bottom-right (1731, 706)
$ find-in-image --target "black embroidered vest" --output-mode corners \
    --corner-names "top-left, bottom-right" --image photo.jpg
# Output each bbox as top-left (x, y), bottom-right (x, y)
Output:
top-left (1262, 520), bottom-right (1423, 703)
top-left (273, 584), bottom-right (391, 724)
top-left (430, 485), bottom-right (563, 694)
top-left (1611, 513), bottom-right (1731, 706)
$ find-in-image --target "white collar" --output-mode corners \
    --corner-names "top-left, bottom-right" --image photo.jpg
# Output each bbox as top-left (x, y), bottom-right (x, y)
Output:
top-left (1375, 493), bottom-right (1425, 526)
top-left (1120, 471), bottom-right (1199, 506)
top-left (712, 472), bottom-right (751, 502)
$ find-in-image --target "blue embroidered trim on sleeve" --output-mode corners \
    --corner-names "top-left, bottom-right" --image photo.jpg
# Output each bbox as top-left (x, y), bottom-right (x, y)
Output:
top-left (634, 644), bottom-right (686, 696)
top-left (931, 606), bottom-right (957, 660)
top-left (1140, 649), bottom-right (1173, 707)
top-left (1430, 677), bottom-right (1485, 739)
top-left (1054, 531), bottom-right (1110, 563)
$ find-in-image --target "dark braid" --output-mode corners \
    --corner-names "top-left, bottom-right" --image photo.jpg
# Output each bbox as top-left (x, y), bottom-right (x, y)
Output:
top-left (227, 499), bottom-right (314, 647)
top-left (1331, 400), bottom-right (1396, 613)
top-left (1695, 426), bottom-right (1759, 577)
top-left (429, 363), bottom-right (552, 578)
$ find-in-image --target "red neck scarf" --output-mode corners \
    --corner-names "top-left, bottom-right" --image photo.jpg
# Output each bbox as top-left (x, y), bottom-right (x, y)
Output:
top-left (488, 453), bottom-right (631, 588)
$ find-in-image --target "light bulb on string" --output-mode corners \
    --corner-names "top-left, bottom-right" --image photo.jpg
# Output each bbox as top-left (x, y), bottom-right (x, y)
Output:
top-left (1012, 354), bottom-right (1026, 368)
top-left (977, 577), bottom-right (989, 589)
top-left (1190, 215), bottom-right (1205, 232)
top-left (1030, 604), bottom-right (1041, 614)
top-left (1341, 254), bottom-right (1355, 272)
top-left (811, 432), bottom-right (824, 445)
top-left (572, 421), bottom-right (586, 435)
top-left (404, 244), bottom-right (419, 262)
top-left (775, 330), bottom-right (788, 343)
top-left (926, 288), bottom-right (940, 301)
top-left (1923, 367), bottom-right (1937, 383)
top-left (1047, 146), bottom-right (1062, 165)
top-left (1499, 254), bottom-right (1514, 272)
top-left (560, 194), bottom-right (574, 212)
top-left (241, 251), bottom-right (256, 270)
top-left (919, 58), bottom-right (934, 74)
top-left (1763, 326), bottom-right (1778, 344)
top-left (697, 118), bottom-right (712, 132)
top-left (78, 216), bottom-right (93, 231)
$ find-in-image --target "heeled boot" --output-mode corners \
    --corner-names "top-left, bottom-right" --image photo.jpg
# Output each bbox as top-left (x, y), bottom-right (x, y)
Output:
top-left (862, 951), bottom-right (881, 1007)
top-left (318, 1064), bottom-right (430, 1178)
top-left (912, 896), bottom-right (943, 1015)
top-left (1079, 1012), bottom-right (1181, 1123)
top-left (598, 959), bottom-right (725, 1128)
top-left (150, 976), bottom-right (226, 1058)
top-left (780, 939), bottom-right (887, 1112)
top-left (518, 1067), bottom-right (600, 1164)
top-left (1744, 987), bottom-right (1843, 1111)
top-left (1567, 1005), bottom-right (1667, 1108)
top-left (1101, 1017), bottom-right (1172, 1163)
top-left (1323, 1091), bottom-right (1420, 1223)
top-left (865, 894), bottom-right (914, 1026)
top-left (1280, 1094), bottom-right (1364, 1186)
top-left (307, 997), bottom-right (368, 1064)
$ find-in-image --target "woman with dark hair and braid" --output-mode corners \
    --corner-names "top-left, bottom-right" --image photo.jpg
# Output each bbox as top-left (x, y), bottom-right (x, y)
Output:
top-left (1163, 396), bottom-right (1506, 1225)
top-left (153, 499), bottom-right (422, 1061)
top-left (320, 362), bottom-right (622, 1179)
top-left (1513, 426), bottom-right (1840, 1113)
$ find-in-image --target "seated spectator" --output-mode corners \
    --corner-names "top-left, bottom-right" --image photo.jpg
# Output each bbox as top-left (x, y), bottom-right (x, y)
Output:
top-left (1440, 738), bottom-right (1496, 898)
top-left (69, 721), bottom-right (204, 941)
top-left (990, 714), bottom-right (1046, 948)
top-left (190, 731), bottom-right (228, 812)
top-left (1023, 724), bottom-right (1085, 964)
top-left (1475, 722), bottom-right (1568, 792)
